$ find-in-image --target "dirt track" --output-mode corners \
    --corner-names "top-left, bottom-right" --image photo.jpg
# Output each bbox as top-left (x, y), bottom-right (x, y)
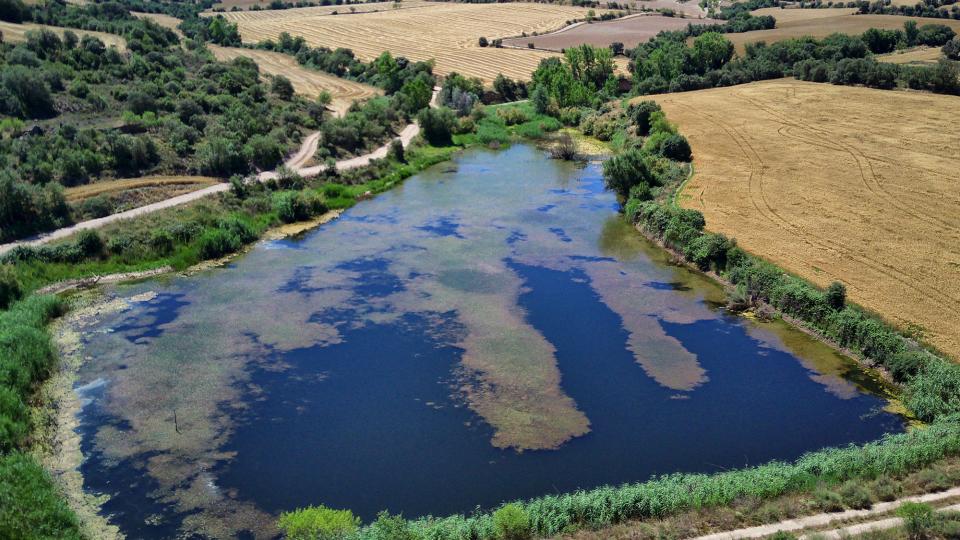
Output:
top-left (0, 89), bottom-right (438, 256)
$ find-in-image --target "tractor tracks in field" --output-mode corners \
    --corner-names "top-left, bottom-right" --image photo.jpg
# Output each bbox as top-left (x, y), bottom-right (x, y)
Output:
top-left (673, 94), bottom-right (960, 312)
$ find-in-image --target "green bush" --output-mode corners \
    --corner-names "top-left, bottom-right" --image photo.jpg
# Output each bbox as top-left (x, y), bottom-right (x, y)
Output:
top-left (0, 386), bottom-right (28, 453)
top-left (277, 505), bottom-right (360, 540)
top-left (907, 361), bottom-right (960, 423)
top-left (838, 481), bottom-right (872, 509)
top-left (417, 107), bottom-right (457, 146)
top-left (493, 504), bottom-right (531, 540)
top-left (0, 266), bottom-right (22, 310)
top-left (813, 488), bottom-right (844, 512)
top-left (914, 468), bottom-right (951, 493)
top-left (0, 453), bottom-right (82, 540)
top-left (870, 475), bottom-right (902, 502)
top-left (197, 229), bottom-right (242, 260)
top-left (496, 107), bottom-right (530, 126)
top-left (898, 502), bottom-right (935, 540)
top-left (273, 191), bottom-right (327, 224)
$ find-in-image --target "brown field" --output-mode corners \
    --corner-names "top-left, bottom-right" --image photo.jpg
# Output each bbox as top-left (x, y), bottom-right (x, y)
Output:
top-left (726, 13), bottom-right (960, 53)
top-left (65, 176), bottom-right (221, 202)
top-left (0, 20), bottom-right (126, 49)
top-left (502, 13), bottom-right (720, 51)
top-left (208, 45), bottom-right (381, 115)
top-left (644, 80), bottom-right (960, 360)
top-left (879, 46), bottom-right (946, 65)
top-left (219, 2), bottom-right (613, 82)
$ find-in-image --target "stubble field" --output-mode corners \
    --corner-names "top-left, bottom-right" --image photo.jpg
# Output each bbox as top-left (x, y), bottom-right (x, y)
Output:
top-left (727, 11), bottom-right (960, 52)
top-left (502, 13), bottom-right (720, 51)
top-left (0, 20), bottom-right (126, 49)
top-left (208, 45), bottom-right (382, 115)
top-left (217, 2), bottom-right (612, 82)
top-left (645, 80), bottom-right (960, 360)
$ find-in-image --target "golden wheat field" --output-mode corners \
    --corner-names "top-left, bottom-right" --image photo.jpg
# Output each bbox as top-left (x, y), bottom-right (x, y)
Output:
top-left (208, 45), bottom-right (381, 115)
top-left (218, 2), bottom-right (611, 82)
top-left (645, 80), bottom-right (960, 360)
top-left (131, 11), bottom-right (184, 33)
top-left (205, 0), bottom-right (433, 18)
top-left (728, 12), bottom-right (960, 52)
top-left (0, 20), bottom-right (126, 49)
top-left (879, 46), bottom-right (947, 65)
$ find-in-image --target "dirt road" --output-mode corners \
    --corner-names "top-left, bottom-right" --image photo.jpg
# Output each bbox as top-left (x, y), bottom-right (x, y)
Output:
top-left (0, 89), bottom-right (439, 255)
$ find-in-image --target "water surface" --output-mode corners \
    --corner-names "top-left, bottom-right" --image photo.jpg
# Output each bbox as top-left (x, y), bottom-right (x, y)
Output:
top-left (71, 144), bottom-right (904, 538)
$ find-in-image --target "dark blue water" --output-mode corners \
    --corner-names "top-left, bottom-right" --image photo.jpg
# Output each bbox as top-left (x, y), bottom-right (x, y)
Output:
top-left (74, 144), bottom-right (905, 537)
top-left (213, 262), bottom-right (900, 522)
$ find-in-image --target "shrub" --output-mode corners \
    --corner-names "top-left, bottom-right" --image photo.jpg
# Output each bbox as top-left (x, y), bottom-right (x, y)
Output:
top-left (74, 230), bottom-right (105, 259)
top-left (417, 107), bottom-right (457, 146)
top-left (0, 266), bottom-right (22, 310)
top-left (907, 360), bottom-right (960, 422)
top-left (496, 107), bottom-right (529, 126)
top-left (628, 100), bottom-right (663, 135)
top-left (813, 488), bottom-right (844, 512)
top-left (603, 148), bottom-right (655, 198)
top-left (79, 196), bottom-right (114, 219)
top-left (492, 503), bottom-right (531, 540)
top-left (388, 138), bottom-right (405, 162)
top-left (914, 468), bottom-right (951, 493)
top-left (277, 505), bottom-right (360, 540)
top-left (273, 191), bottom-right (327, 223)
top-left (945, 37), bottom-right (960, 60)
top-left (838, 481), bottom-right (872, 509)
top-left (478, 36), bottom-right (489, 47)
top-left (197, 229), bottom-right (242, 260)
top-left (826, 281), bottom-right (846, 310)
top-left (870, 475), bottom-right (902, 502)
top-left (898, 502), bottom-right (935, 540)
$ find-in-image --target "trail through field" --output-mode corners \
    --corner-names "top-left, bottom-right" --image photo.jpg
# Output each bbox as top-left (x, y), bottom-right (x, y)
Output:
top-left (688, 486), bottom-right (960, 540)
top-left (208, 45), bottom-right (382, 116)
top-left (0, 89), bottom-right (440, 256)
top-left (646, 80), bottom-right (960, 360)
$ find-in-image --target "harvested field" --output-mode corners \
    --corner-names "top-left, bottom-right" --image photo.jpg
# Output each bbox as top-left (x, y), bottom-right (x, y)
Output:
top-left (502, 13), bottom-right (720, 51)
top-left (644, 80), bottom-right (960, 359)
top-left (131, 11), bottom-right (183, 33)
top-left (65, 176), bottom-right (221, 202)
top-left (624, 0), bottom-right (708, 18)
top-left (726, 13), bottom-right (960, 53)
top-left (205, 0), bottom-right (432, 18)
top-left (879, 46), bottom-right (946, 65)
top-left (0, 20), bottom-right (126, 49)
top-left (208, 45), bottom-right (381, 115)
top-left (221, 2), bottom-right (612, 82)
top-left (751, 6), bottom-right (859, 21)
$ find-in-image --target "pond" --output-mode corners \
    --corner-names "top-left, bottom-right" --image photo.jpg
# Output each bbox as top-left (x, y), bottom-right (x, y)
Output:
top-left (69, 144), bottom-right (905, 539)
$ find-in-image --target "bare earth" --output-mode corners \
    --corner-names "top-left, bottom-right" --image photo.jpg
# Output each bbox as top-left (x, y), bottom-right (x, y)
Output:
top-left (0, 20), bottom-right (126, 49)
top-left (503, 13), bottom-right (720, 51)
top-left (727, 13), bottom-right (960, 53)
top-left (219, 2), bottom-right (610, 82)
top-left (208, 45), bottom-right (382, 116)
top-left (644, 80), bottom-right (960, 360)
top-left (626, 0), bottom-right (709, 18)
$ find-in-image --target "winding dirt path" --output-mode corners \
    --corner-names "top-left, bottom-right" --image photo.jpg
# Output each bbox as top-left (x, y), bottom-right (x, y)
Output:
top-left (691, 485), bottom-right (960, 540)
top-left (0, 89), bottom-right (439, 256)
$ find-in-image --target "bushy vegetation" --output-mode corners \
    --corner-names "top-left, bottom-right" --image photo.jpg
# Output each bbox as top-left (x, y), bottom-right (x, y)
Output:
top-left (278, 505), bottom-right (361, 540)
top-left (629, 24), bottom-right (960, 96)
top-left (530, 44), bottom-right (622, 112)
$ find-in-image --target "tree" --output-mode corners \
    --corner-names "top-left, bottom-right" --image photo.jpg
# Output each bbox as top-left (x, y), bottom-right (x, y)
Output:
top-left (395, 76), bottom-right (431, 115)
top-left (826, 281), bottom-right (846, 310)
top-left (388, 138), bottom-right (405, 162)
top-left (478, 36), bottom-right (489, 47)
top-left (0, 66), bottom-right (55, 119)
top-left (691, 32), bottom-right (734, 72)
top-left (417, 106), bottom-right (456, 145)
top-left (609, 41), bottom-right (625, 56)
top-left (603, 148), bottom-right (655, 198)
top-left (904, 20), bottom-right (919, 46)
top-left (628, 100), bottom-right (662, 136)
top-left (0, 0), bottom-right (27, 23)
top-left (944, 37), bottom-right (960, 60)
top-left (271, 75), bottom-right (295, 100)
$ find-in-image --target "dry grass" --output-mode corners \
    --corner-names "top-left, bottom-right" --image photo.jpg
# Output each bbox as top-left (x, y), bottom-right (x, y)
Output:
top-left (65, 176), bottom-right (220, 202)
top-left (218, 2), bottom-right (612, 82)
top-left (643, 80), bottom-right (960, 360)
top-left (208, 45), bottom-right (381, 115)
top-left (879, 46), bottom-right (947, 65)
top-left (0, 20), bottom-right (126, 49)
top-left (726, 13), bottom-right (960, 53)
top-left (752, 6), bottom-right (859, 21)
